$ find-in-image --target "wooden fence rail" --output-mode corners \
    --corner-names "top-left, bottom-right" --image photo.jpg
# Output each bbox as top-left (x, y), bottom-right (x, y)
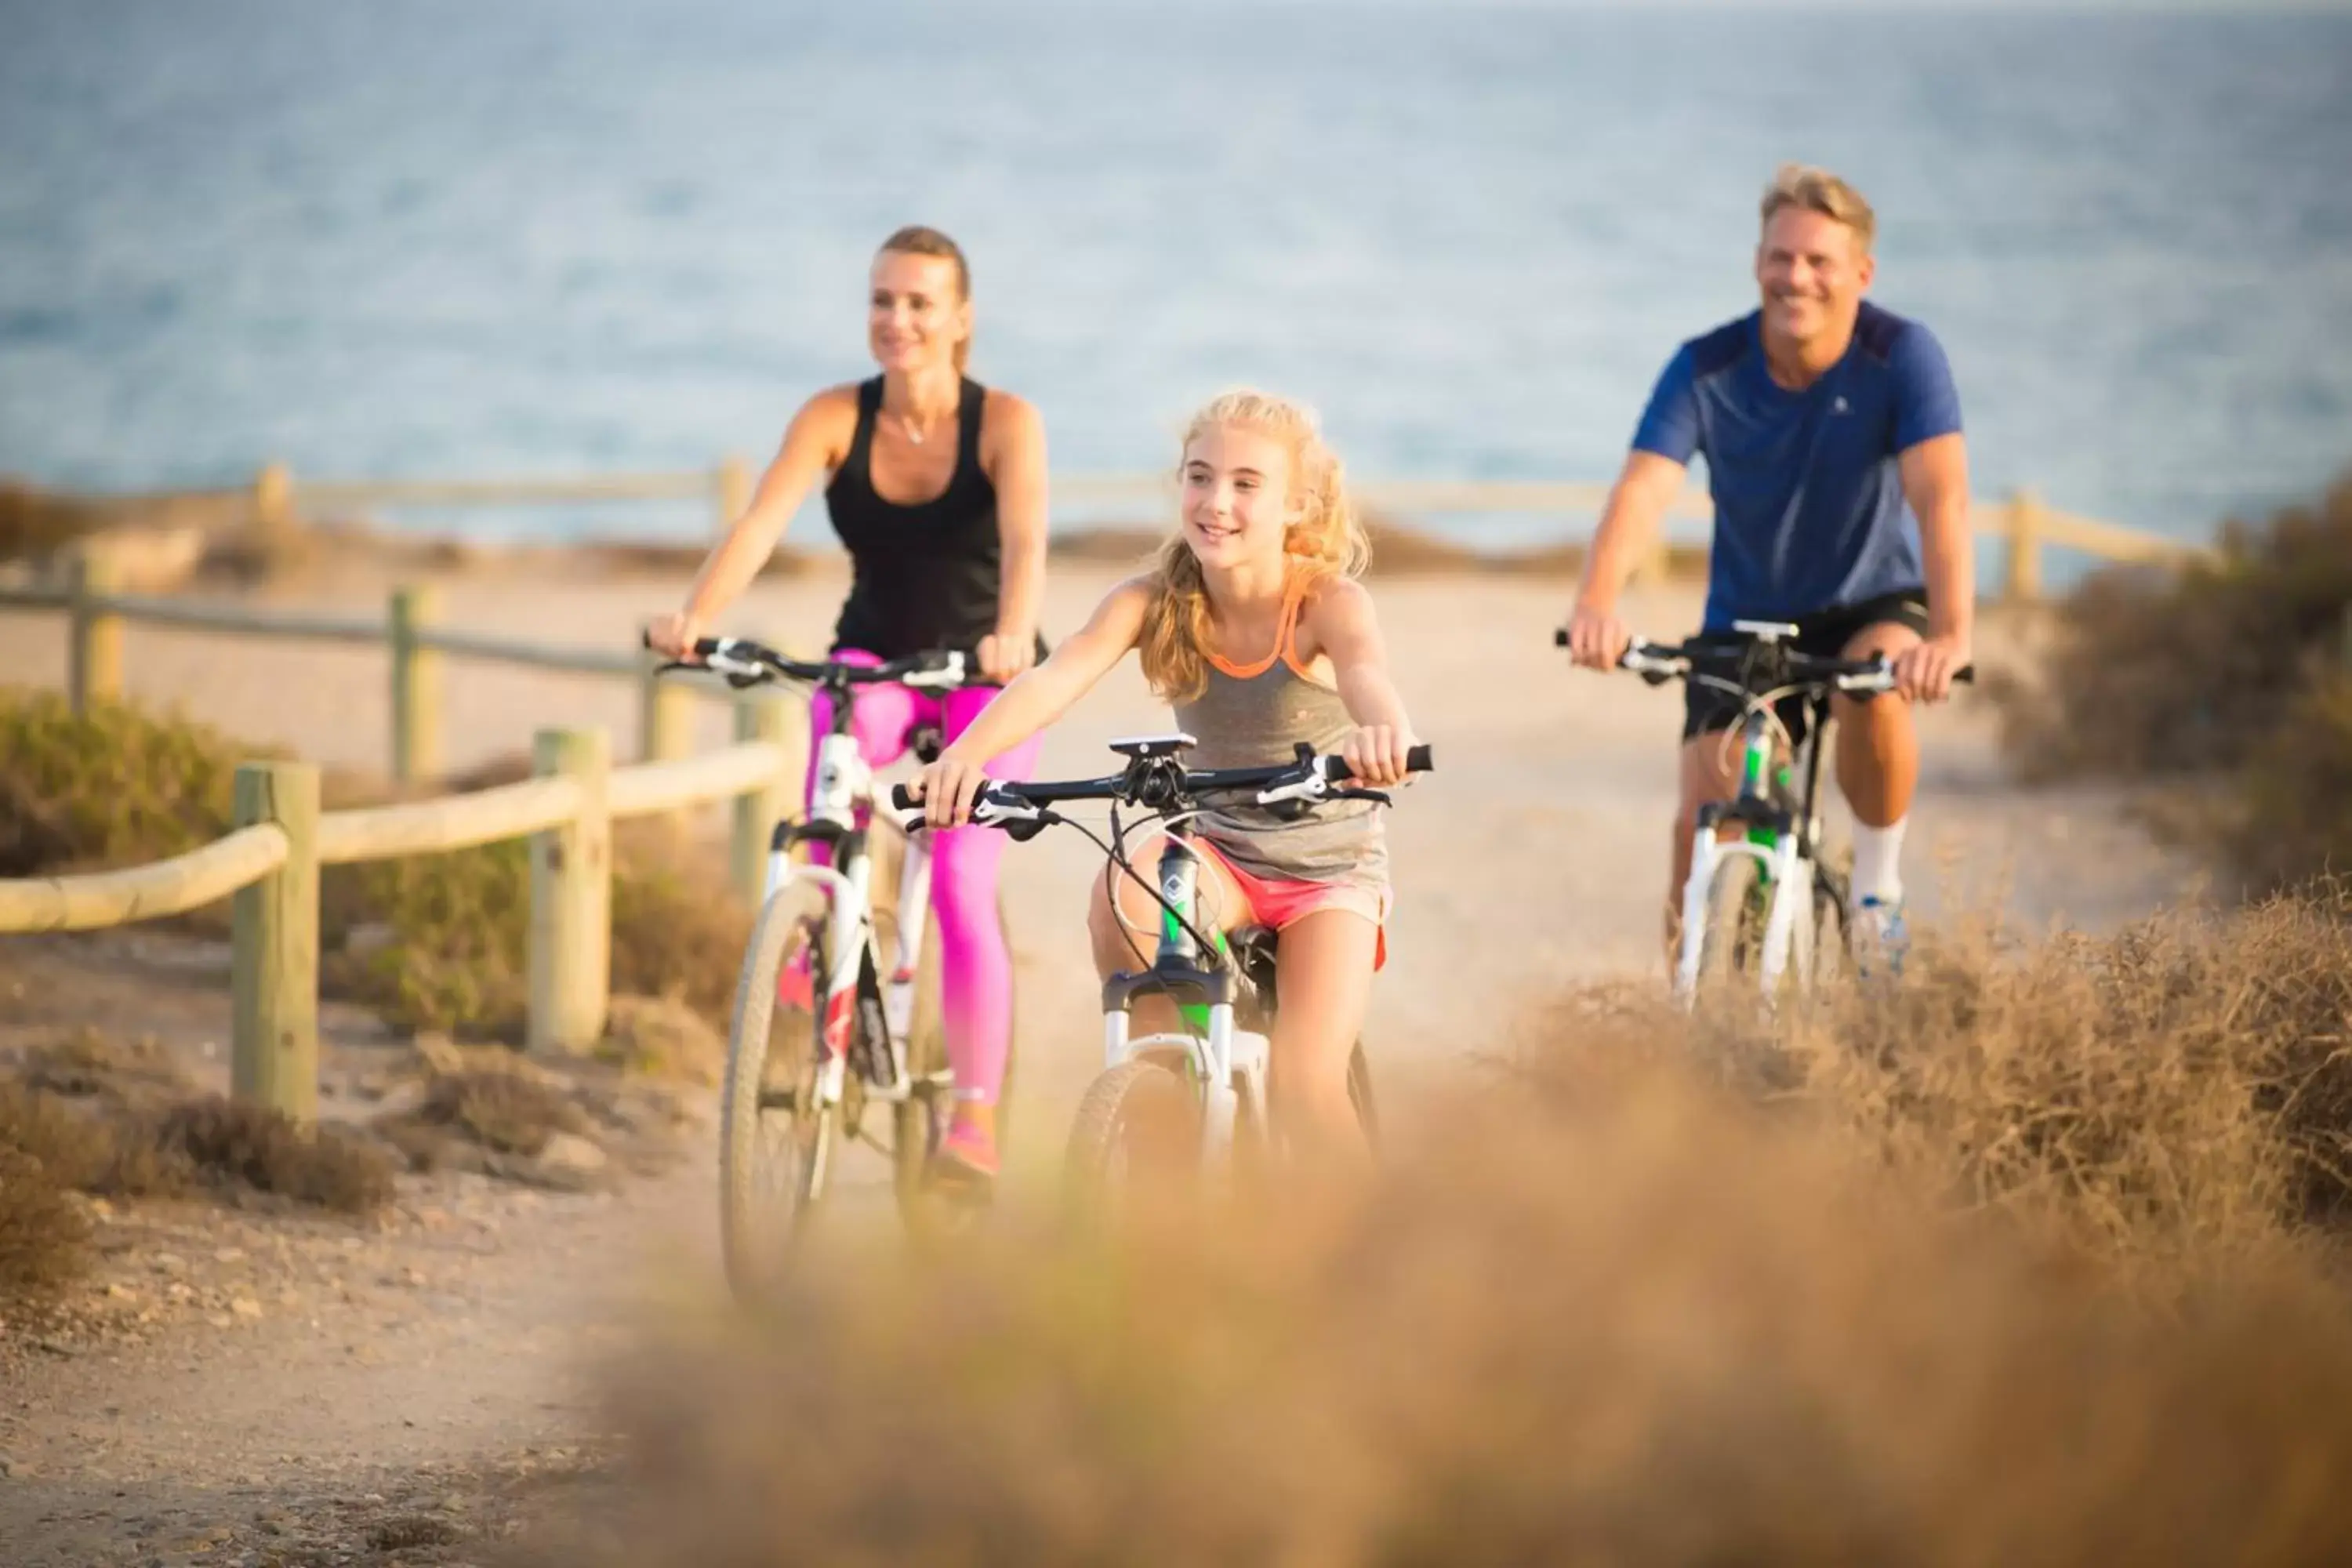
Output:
top-left (0, 561), bottom-right (797, 797)
top-left (0, 713), bottom-right (800, 1123)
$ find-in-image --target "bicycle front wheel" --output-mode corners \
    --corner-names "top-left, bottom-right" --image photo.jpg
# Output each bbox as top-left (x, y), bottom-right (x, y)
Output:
top-left (1695, 855), bottom-right (1767, 996)
top-left (1063, 1057), bottom-right (1202, 1219)
top-left (720, 880), bottom-right (836, 1303)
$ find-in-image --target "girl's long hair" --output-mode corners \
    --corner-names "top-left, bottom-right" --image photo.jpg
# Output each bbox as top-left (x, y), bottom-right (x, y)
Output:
top-left (1138, 390), bottom-right (1370, 702)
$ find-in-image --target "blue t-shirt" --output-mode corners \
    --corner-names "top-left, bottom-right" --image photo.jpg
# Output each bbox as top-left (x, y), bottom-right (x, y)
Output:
top-left (1632, 302), bottom-right (1962, 632)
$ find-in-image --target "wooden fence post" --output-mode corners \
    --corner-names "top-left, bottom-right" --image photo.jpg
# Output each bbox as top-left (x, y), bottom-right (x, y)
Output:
top-left (2002, 489), bottom-right (2045, 604)
top-left (716, 455), bottom-right (751, 534)
top-left (388, 584), bottom-right (445, 786)
top-left (731, 693), bottom-right (798, 904)
top-left (67, 546), bottom-right (125, 715)
top-left (255, 461), bottom-right (296, 535)
top-left (231, 760), bottom-right (320, 1120)
top-left (528, 727), bottom-right (611, 1054)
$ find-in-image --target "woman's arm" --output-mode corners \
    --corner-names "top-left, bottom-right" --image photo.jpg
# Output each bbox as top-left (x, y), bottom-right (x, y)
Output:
top-left (644, 389), bottom-right (855, 657)
top-left (1299, 579), bottom-right (1420, 786)
top-left (978, 391), bottom-right (1049, 684)
top-left (913, 578), bottom-right (1152, 827)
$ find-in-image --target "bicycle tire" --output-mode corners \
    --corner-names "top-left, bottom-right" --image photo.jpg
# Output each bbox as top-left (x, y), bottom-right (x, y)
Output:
top-left (1062, 1056), bottom-right (1201, 1219)
top-left (1809, 858), bottom-right (1853, 988)
top-left (720, 880), bottom-right (835, 1304)
top-left (1696, 855), bottom-right (1767, 995)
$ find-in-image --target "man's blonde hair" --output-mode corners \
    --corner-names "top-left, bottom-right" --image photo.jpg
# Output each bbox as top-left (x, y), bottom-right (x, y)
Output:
top-left (1759, 164), bottom-right (1876, 254)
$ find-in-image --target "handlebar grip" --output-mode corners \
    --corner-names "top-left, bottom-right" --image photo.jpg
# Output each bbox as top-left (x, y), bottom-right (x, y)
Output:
top-left (1406, 743), bottom-right (1434, 773)
top-left (1553, 627), bottom-right (1570, 648)
top-left (888, 782), bottom-right (922, 812)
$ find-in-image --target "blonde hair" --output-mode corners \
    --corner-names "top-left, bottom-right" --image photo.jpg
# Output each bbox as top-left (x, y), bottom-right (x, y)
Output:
top-left (877, 225), bottom-right (973, 374)
top-left (1759, 164), bottom-right (1877, 255)
top-left (1138, 390), bottom-right (1371, 703)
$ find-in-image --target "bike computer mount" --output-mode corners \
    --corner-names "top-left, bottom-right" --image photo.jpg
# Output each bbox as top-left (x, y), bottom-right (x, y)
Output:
top-left (1107, 733), bottom-right (1197, 761)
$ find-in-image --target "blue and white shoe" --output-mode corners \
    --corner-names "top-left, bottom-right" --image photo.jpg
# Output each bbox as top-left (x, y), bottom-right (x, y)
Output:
top-left (1852, 896), bottom-right (1911, 980)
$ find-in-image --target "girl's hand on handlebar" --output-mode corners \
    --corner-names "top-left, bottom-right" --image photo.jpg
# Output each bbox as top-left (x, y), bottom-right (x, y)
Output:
top-left (1342, 724), bottom-right (1419, 788)
top-left (1565, 601), bottom-right (1632, 671)
top-left (911, 752), bottom-right (993, 830)
top-left (644, 612), bottom-right (703, 662)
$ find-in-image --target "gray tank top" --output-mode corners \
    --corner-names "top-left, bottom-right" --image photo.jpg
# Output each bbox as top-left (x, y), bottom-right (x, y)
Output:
top-left (1171, 579), bottom-right (1388, 890)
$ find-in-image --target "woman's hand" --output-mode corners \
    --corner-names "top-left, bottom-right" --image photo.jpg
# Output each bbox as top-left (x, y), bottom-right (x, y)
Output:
top-left (908, 750), bottom-right (993, 830)
top-left (1341, 723), bottom-right (1417, 788)
top-left (644, 611), bottom-right (704, 662)
top-left (975, 630), bottom-right (1035, 685)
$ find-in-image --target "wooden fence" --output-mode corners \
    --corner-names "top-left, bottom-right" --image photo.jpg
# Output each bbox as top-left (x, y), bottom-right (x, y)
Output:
top-left (234, 459), bottom-right (2207, 602)
top-left (0, 706), bottom-right (798, 1122)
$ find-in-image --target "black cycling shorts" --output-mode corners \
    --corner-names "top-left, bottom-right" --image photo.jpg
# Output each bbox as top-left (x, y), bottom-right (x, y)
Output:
top-left (1680, 589), bottom-right (1931, 745)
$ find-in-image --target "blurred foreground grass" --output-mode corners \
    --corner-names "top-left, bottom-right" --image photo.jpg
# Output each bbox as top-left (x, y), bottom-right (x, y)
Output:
top-left (550, 889), bottom-right (2352, 1568)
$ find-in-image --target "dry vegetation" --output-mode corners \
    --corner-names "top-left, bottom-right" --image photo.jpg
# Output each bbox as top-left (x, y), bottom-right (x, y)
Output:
top-left (554, 889), bottom-right (2352, 1567)
top-left (0, 1029), bottom-right (395, 1302)
top-left (1993, 472), bottom-right (2352, 892)
top-left (0, 684), bottom-right (751, 1040)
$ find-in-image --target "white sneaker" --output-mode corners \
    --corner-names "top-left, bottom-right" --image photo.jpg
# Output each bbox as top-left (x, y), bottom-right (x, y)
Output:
top-left (1852, 896), bottom-right (1910, 979)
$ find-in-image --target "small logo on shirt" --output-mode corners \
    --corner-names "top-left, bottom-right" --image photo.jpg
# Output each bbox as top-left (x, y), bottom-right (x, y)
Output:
top-left (1832, 396), bottom-right (1850, 414)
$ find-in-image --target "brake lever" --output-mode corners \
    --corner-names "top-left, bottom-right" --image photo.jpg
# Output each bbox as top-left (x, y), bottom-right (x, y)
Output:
top-left (1332, 786), bottom-right (1393, 807)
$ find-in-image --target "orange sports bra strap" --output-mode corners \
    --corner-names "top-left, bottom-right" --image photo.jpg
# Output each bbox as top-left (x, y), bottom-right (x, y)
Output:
top-left (1275, 572), bottom-right (1312, 659)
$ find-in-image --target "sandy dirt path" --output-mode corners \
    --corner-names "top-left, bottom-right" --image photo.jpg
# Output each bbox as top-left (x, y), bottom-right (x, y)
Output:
top-left (0, 558), bottom-right (2196, 1562)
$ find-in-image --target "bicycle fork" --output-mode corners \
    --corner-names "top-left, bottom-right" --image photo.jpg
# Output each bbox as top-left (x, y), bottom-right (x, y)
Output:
top-left (1673, 820), bottom-right (1812, 1005)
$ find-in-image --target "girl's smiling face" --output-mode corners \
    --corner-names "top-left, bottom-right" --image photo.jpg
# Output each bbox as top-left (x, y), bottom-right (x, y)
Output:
top-left (1179, 423), bottom-right (1295, 572)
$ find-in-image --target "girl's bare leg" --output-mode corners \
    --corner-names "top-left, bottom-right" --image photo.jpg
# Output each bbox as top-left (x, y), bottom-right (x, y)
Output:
top-left (1269, 909), bottom-right (1380, 1173)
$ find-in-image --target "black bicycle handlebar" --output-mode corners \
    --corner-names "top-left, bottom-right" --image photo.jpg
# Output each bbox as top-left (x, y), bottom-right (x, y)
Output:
top-left (1552, 626), bottom-right (1973, 688)
top-left (887, 743), bottom-right (1436, 815)
top-left (642, 632), bottom-right (982, 689)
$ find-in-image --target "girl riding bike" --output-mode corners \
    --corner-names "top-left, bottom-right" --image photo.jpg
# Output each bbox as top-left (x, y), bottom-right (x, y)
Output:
top-left (644, 226), bottom-right (1047, 1190)
top-left (909, 389), bottom-right (1420, 1170)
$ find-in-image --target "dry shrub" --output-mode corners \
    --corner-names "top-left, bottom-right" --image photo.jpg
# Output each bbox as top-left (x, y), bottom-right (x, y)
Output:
top-left (599, 994), bottom-right (725, 1086)
top-left (157, 1097), bottom-right (395, 1214)
top-left (329, 831), bottom-right (750, 1043)
top-left (1995, 472), bottom-right (2352, 782)
top-left (580, 1055), bottom-right (2352, 1568)
top-left (2221, 669), bottom-right (2352, 894)
top-left (20, 1024), bottom-right (194, 1107)
top-left (1552, 888), bottom-right (2352, 1255)
top-left (0, 480), bottom-right (104, 561)
top-left (0, 684), bottom-right (255, 876)
top-left (0, 1145), bottom-right (89, 1299)
top-left (417, 1069), bottom-right (588, 1158)
top-left (1991, 473), bottom-right (2352, 892)
top-left (0, 1077), bottom-right (193, 1199)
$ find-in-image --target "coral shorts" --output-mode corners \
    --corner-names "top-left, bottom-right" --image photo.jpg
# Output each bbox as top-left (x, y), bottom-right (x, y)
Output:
top-left (1192, 837), bottom-right (1392, 972)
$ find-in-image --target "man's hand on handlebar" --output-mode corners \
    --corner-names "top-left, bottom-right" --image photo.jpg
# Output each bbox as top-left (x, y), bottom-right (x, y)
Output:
top-left (1341, 724), bottom-right (1421, 789)
top-left (1563, 598), bottom-right (1633, 673)
top-left (643, 612), bottom-right (703, 662)
top-left (1892, 633), bottom-right (1971, 705)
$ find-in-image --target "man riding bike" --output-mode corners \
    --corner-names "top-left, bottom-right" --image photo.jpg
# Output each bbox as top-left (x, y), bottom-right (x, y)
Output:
top-left (1564, 164), bottom-right (1975, 973)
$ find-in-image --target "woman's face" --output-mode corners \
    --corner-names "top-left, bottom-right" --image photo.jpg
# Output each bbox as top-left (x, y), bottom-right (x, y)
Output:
top-left (867, 250), bottom-right (969, 373)
top-left (1179, 423), bottom-right (1295, 573)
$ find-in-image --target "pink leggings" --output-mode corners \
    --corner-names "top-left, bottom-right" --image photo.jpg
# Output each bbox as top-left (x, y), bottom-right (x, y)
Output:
top-left (799, 652), bottom-right (1040, 1106)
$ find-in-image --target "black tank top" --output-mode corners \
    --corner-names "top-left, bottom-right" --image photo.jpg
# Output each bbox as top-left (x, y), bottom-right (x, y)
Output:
top-left (824, 376), bottom-right (1041, 662)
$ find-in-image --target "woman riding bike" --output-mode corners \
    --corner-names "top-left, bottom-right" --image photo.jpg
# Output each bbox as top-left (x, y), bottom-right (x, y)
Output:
top-left (909, 389), bottom-right (1420, 1171)
top-left (644, 225), bottom-right (1048, 1191)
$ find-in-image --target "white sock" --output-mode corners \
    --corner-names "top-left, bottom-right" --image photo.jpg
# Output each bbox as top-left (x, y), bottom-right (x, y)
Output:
top-left (1851, 818), bottom-right (1907, 906)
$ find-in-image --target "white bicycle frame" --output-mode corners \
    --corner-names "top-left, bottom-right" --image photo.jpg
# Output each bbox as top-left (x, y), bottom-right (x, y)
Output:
top-left (1097, 840), bottom-right (1272, 1167)
top-left (763, 727), bottom-right (940, 1116)
top-left (1666, 620), bottom-right (1837, 1011)
top-left (1671, 795), bottom-right (1818, 1007)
